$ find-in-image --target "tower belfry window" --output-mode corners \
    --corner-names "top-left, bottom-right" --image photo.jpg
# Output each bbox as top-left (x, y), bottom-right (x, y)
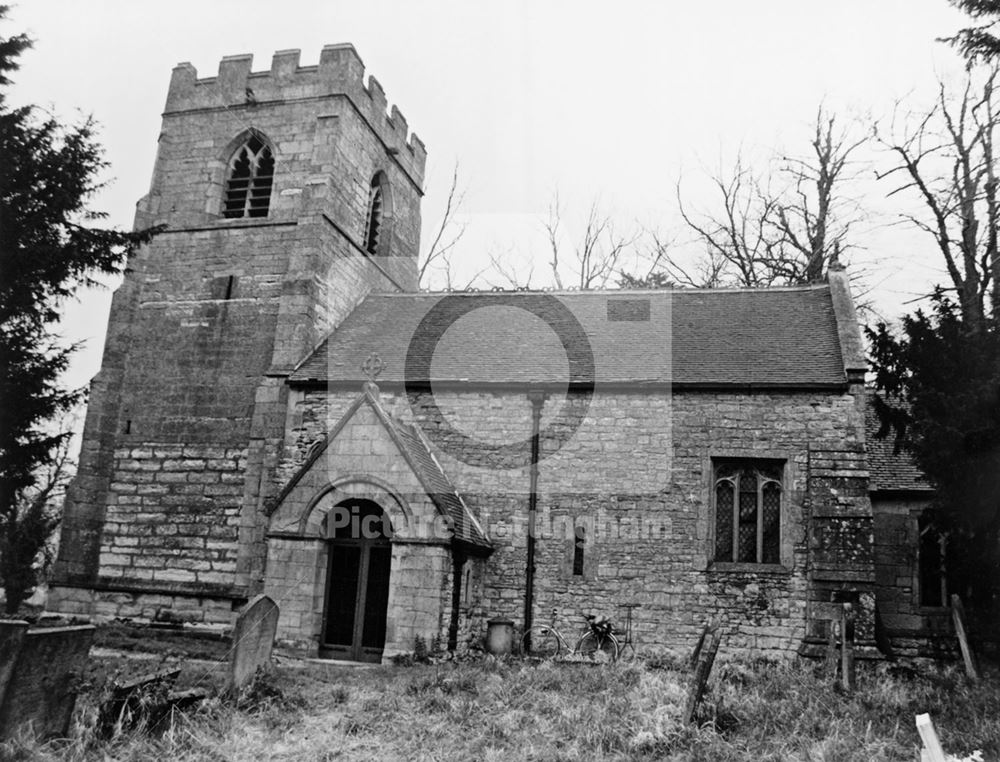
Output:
top-left (364, 174), bottom-right (386, 254)
top-left (223, 135), bottom-right (274, 218)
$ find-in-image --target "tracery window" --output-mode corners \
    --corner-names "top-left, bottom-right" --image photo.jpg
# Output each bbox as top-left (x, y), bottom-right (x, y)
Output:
top-left (223, 134), bottom-right (274, 218)
top-left (713, 460), bottom-right (782, 564)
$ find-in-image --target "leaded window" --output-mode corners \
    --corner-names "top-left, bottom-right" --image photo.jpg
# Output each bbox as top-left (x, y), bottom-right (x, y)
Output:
top-left (223, 134), bottom-right (274, 218)
top-left (714, 461), bottom-right (782, 564)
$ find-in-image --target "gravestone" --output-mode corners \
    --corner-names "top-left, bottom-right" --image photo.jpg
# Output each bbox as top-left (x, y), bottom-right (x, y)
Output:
top-left (684, 624), bottom-right (721, 724)
top-left (229, 594), bottom-right (279, 691)
top-left (950, 594), bottom-right (980, 681)
top-left (0, 624), bottom-right (95, 740)
top-left (0, 621), bottom-right (29, 708)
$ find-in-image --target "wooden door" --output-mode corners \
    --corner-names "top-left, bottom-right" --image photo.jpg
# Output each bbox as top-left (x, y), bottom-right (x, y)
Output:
top-left (320, 499), bottom-right (392, 662)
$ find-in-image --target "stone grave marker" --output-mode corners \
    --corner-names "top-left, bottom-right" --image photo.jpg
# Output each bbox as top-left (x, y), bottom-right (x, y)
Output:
top-left (950, 594), bottom-right (980, 681)
top-left (0, 624), bottom-right (95, 740)
top-left (0, 620), bottom-right (29, 708)
top-left (229, 594), bottom-right (279, 691)
top-left (684, 624), bottom-right (721, 724)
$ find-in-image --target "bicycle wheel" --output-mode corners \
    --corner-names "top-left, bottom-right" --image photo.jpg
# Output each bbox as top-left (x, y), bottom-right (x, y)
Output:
top-left (576, 631), bottom-right (619, 662)
top-left (521, 626), bottom-right (562, 658)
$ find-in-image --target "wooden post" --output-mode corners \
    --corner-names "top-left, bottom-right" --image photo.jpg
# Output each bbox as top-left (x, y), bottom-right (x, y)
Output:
top-left (950, 594), bottom-right (980, 681)
top-left (684, 626), bottom-right (720, 724)
top-left (915, 713), bottom-right (947, 762)
top-left (840, 602), bottom-right (856, 692)
top-left (823, 619), bottom-right (839, 680)
top-left (690, 623), bottom-right (710, 669)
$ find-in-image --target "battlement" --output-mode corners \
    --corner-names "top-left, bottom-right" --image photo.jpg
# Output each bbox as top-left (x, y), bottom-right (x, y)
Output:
top-left (164, 45), bottom-right (426, 178)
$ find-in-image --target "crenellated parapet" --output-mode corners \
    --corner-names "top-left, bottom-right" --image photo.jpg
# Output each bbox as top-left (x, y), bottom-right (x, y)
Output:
top-left (164, 44), bottom-right (426, 180)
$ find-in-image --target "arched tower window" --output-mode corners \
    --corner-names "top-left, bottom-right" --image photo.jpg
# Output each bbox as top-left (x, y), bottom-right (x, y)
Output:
top-left (364, 172), bottom-right (388, 254)
top-left (223, 134), bottom-right (274, 219)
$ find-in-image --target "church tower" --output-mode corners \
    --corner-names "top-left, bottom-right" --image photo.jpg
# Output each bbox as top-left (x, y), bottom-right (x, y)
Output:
top-left (50, 46), bottom-right (425, 623)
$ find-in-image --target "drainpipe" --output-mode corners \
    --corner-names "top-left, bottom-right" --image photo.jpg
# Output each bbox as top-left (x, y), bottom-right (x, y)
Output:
top-left (523, 391), bottom-right (545, 642)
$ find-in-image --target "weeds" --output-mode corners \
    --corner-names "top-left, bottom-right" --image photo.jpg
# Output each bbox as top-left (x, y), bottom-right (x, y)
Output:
top-left (1, 656), bottom-right (996, 760)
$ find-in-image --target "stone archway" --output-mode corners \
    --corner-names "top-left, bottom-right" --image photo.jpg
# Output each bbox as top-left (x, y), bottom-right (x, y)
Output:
top-left (319, 498), bottom-right (393, 662)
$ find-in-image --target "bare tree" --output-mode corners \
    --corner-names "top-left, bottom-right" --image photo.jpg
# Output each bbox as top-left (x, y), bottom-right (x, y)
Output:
top-left (874, 67), bottom-right (1000, 327)
top-left (676, 154), bottom-right (786, 287)
top-left (774, 111), bottom-right (867, 283)
top-left (419, 162), bottom-right (483, 290)
top-left (619, 229), bottom-right (727, 289)
top-left (542, 193), bottom-right (639, 290)
top-left (674, 108), bottom-right (866, 288)
top-left (487, 244), bottom-right (536, 290)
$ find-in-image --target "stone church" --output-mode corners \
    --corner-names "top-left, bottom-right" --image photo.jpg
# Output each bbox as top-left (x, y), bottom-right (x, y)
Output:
top-left (49, 46), bottom-right (950, 663)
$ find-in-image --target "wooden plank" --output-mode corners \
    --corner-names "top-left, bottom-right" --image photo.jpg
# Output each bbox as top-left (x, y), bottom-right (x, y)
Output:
top-left (684, 626), bottom-right (720, 724)
top-left (689, 623), bottom-right (709, 669)
top-left (823, 619), bottom-right (838, 679)
top-left (840, 603), bottom-right (856, 692)
top-left (915, 713), bottom-right (946, 762)
top-left (950, 594), bottom-right (980, 681)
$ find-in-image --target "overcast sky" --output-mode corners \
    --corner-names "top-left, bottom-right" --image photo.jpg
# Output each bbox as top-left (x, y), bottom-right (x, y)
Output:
top-left (5, 1), bottom-right (974, 390)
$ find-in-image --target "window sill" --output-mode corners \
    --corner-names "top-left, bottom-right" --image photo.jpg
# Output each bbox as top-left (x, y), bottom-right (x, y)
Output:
top-left (707, 562), bottom-right (791, 576)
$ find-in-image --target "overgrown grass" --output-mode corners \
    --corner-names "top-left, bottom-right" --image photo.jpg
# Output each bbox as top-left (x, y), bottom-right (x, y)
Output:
top-left (2, 656), bottom-right (997, 761)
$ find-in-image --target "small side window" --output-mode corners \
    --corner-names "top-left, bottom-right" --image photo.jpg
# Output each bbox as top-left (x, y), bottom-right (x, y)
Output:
top-left (573, 525), bottom-right (586, 576)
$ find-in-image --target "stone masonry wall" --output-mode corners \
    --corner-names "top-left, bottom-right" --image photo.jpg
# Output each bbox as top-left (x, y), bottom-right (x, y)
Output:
top-left (277, 385), bottom-right (872, 658)
top-left (98, 445), bottom-right (245, 590)
top-left (872, 495), bottom-right (954, 657)
top-left (50, 46), bottom-right (425, 621)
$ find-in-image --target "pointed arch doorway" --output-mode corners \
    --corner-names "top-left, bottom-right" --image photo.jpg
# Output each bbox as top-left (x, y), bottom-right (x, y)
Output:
top-left (320, 498), bottom-right (392, 662)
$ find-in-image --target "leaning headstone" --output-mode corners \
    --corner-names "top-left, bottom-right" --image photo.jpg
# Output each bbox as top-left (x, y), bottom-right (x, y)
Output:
top-left (684, 624), bottom-right (720, 724)
top-left (229, 594), bottom-right (279, 691)
top-left (0, 624), bottom-right (95, 740)
top-left (689, 623), bottom-right (710, 669)
top-left (823, 617), bottom-right (839, 679)
top-left (950, 594), bottom-right (980, 682)
top-left (0, 620), bottom-right (29, 708)
top-left (840, 603), bottom-right (856, 692)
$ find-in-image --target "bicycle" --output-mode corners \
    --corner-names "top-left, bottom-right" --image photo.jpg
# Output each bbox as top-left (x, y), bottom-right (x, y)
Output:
top-left (614, 603), bottom-right (641, 660)
top-left (521, 608), bottom-right (619, 661)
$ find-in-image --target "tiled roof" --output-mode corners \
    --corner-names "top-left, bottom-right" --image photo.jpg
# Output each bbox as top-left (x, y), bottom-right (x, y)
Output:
top-left (290, 286), bottom-right (847, 387)
top-left (866, 392), bottom-right (933, 493)
top-left (386, 417), bottom-right (489, 548)
top-left (362, 389), bottom-right (489, 548)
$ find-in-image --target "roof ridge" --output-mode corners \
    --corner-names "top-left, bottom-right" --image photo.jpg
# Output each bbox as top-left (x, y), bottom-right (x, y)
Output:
top-left (376, 284), bottom-right (832, 298)
top-left (407, 421), bottom-right (489, 543)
